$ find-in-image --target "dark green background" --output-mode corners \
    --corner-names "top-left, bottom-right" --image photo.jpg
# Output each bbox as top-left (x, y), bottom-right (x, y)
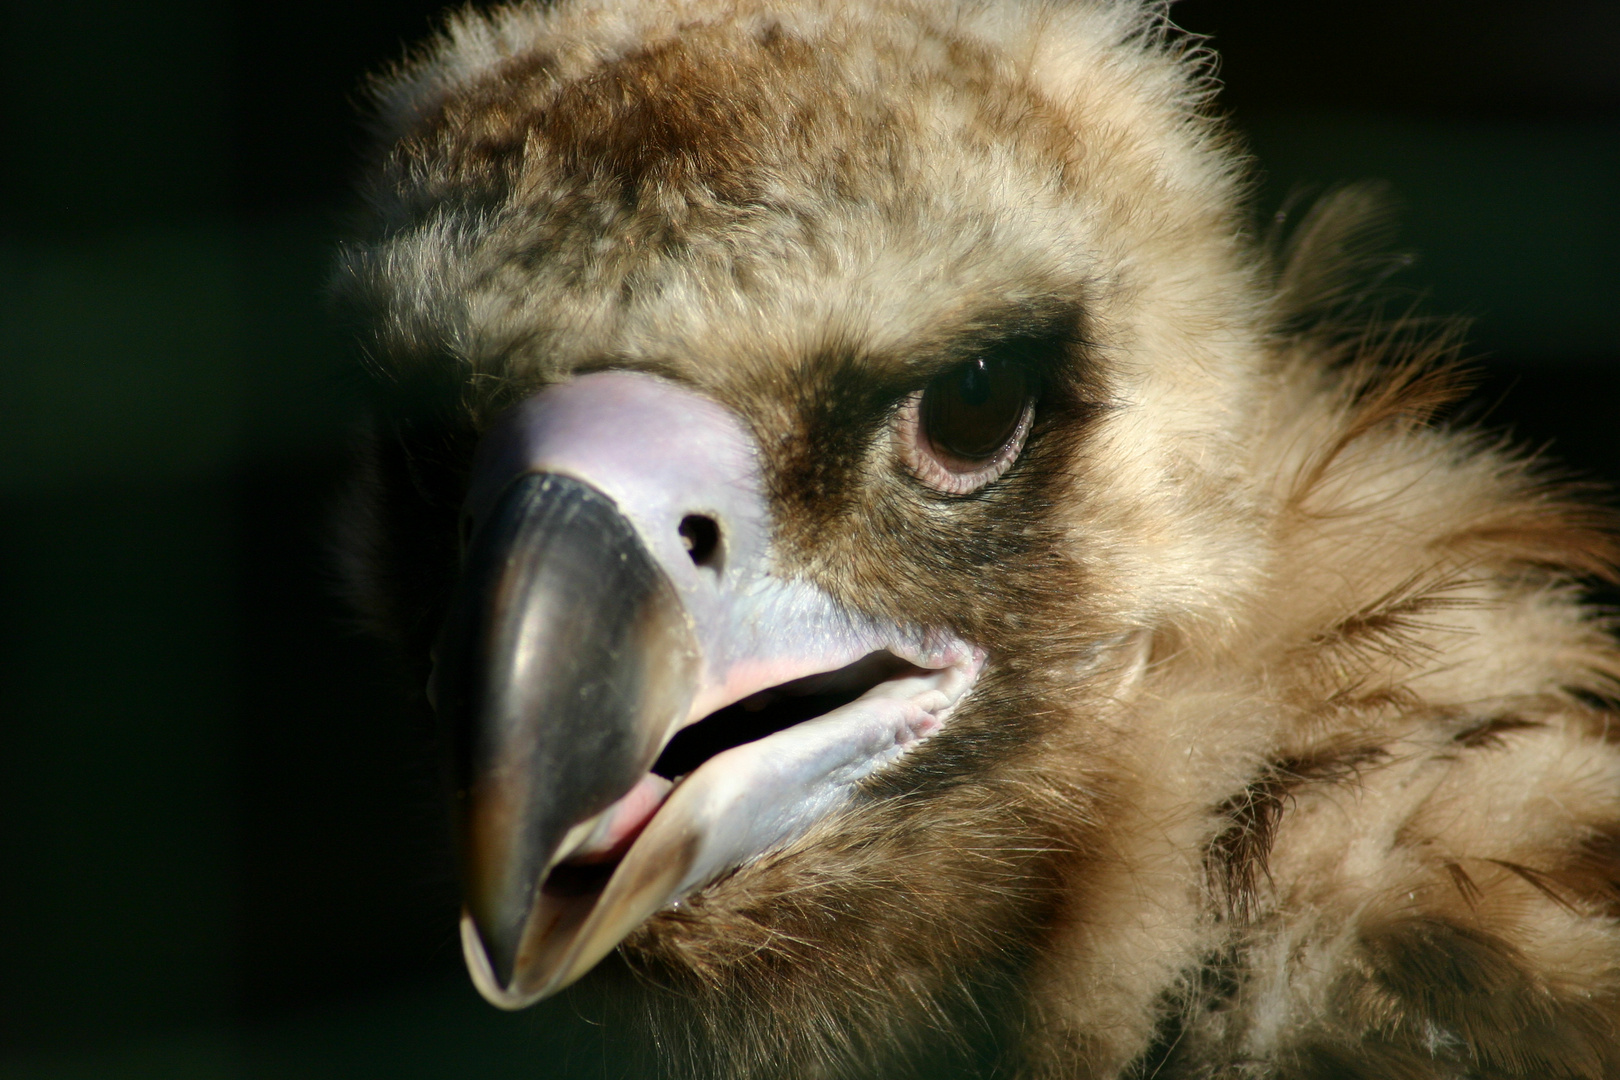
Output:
top-left (1, 0), bottom-right (1615, 1075)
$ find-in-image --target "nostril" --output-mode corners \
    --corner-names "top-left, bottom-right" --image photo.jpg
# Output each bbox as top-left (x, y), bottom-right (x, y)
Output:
top-left (679, 515), bottom-right (723, 571)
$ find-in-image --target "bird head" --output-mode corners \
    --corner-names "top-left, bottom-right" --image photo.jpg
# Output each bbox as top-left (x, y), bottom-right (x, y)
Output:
top-left (336, 0), bottom-right (1275, 1065)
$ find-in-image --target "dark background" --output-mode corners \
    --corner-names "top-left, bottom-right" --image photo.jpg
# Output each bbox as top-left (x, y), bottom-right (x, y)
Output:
top-left (1, 1), bottom-right (1616, 1075)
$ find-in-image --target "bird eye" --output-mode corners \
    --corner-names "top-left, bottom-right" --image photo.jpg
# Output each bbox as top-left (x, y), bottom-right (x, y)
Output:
top-left (897, 357), bottom-right (1035, 494)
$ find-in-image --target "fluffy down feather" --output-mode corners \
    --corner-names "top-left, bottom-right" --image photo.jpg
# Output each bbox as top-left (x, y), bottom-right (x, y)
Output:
top-left (333, 1), bottom-right (1620, 1076)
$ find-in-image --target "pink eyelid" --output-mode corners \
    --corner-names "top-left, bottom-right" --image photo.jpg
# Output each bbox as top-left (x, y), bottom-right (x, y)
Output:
top-left (894, 391), bottom-right (1035, 495)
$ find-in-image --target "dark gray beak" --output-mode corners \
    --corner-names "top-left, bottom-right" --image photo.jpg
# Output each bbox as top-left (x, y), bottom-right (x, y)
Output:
top-left (434, 472), bottom-right (699, 991)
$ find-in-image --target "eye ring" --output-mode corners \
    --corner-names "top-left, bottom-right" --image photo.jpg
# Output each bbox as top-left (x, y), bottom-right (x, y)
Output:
top-left (895, 358), bottom-right (1036, 495)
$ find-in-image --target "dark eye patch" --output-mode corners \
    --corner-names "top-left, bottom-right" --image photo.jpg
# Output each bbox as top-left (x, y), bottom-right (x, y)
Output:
top-left (763, 301), bottom-right (1089, 512)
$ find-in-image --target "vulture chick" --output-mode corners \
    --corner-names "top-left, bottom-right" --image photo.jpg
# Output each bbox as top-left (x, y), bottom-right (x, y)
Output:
top-left (333, 1), bottom-right (1620, 1076)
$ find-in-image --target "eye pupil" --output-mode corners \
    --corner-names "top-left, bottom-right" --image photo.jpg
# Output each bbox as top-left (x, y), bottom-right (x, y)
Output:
top-left (956, 359), bottom-right (992, 406)
top-left (920, 356), bottom-right (1030, 464)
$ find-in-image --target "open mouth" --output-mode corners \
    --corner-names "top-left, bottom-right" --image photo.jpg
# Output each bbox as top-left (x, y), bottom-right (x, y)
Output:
top-left (539, 650), bottom-right (966, 900)
top-left (460, 636), bottom-right (984, 1008)
top-left (653, 652), bottom-right (932, 780)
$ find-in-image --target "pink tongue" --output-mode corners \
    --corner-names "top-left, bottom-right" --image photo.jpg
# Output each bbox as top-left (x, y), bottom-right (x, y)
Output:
top-left (566, 774), bottom-right (674, 864)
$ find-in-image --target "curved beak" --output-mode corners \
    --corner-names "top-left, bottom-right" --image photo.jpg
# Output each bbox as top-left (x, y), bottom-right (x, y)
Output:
top-left (434, 471), bottom-right (698, 993)
top-left (432, 372), bottom-right (983, 1008)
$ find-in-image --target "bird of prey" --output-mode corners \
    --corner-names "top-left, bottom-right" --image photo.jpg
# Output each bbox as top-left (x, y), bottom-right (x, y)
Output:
top-left (332, 0), bottom-right (1620, 1076)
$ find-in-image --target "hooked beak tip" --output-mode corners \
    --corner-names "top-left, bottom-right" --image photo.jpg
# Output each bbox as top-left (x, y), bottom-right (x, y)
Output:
top-left (461, 912), bottom-right (542, 1009)
top-left (463, 885), bottom-right (527, 994)
top-left (441, 472), bottom-right (699, 1006)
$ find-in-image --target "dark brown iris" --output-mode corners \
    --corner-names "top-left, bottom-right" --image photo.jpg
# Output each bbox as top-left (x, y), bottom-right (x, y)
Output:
top-left (920, 357), bottom-right (1030, 465)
